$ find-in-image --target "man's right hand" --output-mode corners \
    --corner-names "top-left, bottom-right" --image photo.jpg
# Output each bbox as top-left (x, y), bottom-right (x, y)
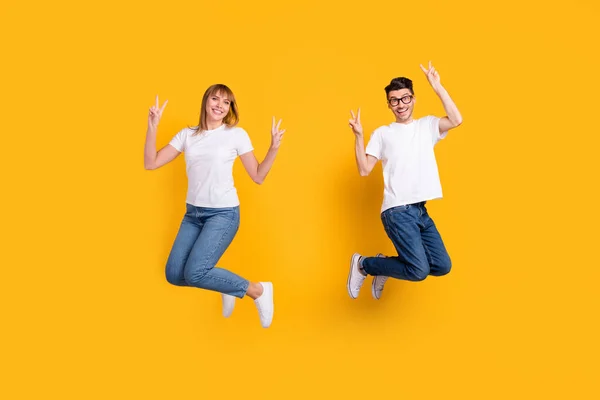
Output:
top-left (349, 108), bottom-right (363, 137)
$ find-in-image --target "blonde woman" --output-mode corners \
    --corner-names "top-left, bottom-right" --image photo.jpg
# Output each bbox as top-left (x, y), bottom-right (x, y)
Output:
top-left (144, 84), bottom-right (285, 328)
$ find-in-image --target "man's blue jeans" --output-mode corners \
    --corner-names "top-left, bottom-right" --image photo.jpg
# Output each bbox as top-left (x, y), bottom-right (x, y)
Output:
top-left (362, 202), bottom-right (452, 281)
top-left (165, 204), bottom-right (249, 298)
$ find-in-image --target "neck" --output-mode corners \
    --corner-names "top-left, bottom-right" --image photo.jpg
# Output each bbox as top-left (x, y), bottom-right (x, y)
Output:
top-left (395, 117), bottom-right (413, 124)
top-left (206, 119), bottom-right (224, 131)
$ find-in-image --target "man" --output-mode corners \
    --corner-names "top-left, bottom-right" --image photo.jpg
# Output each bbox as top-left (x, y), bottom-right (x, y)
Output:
top-left (347, 61), bottom-right (463, 300)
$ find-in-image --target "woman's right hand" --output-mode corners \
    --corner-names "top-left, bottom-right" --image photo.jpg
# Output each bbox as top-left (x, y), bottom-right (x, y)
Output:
top-left (148, 95), bottom-right (168, 131)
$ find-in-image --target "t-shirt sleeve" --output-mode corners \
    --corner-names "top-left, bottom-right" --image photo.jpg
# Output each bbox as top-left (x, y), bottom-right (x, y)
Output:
top-left (235, 128), bottom-right (254, 156)
top-left (168, 128), bottom-right (188, 152)
top-left (365, 128), bottom-right (383, 159)
top-left (427, 115), bottom-right (448, 146)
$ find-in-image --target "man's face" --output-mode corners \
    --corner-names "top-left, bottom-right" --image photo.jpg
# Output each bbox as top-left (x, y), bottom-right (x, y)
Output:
top-left (387, 89), bottom-right (415, 123)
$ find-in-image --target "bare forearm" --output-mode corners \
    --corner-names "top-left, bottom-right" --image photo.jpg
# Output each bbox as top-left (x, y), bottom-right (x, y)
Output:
top-left (434, 84), bottom-right (462, 126)
top-left (255, 147), bottom-right (279, 184)
top-left (144, 127), bottom-right (158, 169)
top-left (354, 135), bottom-right (369, 176)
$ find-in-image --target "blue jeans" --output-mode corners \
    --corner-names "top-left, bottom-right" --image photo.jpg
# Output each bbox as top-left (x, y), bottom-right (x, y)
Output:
top-left (165, 204), bottom-right (249, 298)
top-left (362, 202), bottom-right (452, 281)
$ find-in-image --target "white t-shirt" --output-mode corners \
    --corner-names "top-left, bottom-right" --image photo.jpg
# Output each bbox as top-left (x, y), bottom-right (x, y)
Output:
top-left (169, 125), bottom-right (254, 208)
top-left (365, 116), bottom-right (448, 213)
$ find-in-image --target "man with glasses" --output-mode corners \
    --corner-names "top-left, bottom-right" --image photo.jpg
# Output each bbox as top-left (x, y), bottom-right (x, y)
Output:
top-left (346, 62), bottom-right (463, 300)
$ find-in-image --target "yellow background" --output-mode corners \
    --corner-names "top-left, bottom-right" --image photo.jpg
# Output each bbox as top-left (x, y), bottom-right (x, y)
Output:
top-left (1, 0), bottom-right (599, 398)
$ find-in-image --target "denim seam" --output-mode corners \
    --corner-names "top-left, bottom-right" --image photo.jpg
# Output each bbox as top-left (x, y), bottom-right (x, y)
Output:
top-left (201, 274), bottom-right (247, 291)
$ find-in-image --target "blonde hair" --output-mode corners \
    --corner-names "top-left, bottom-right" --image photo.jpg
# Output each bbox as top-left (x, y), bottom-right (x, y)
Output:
top-left (193, 84), bottom-right (239, 134)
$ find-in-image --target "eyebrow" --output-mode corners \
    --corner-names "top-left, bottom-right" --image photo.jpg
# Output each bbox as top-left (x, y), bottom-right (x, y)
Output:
top-left (212, 94), bottom-right (230, 101)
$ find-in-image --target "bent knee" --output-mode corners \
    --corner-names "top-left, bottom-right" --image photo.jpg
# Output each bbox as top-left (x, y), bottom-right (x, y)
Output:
top-left (408, 262), bottom-right (430, 281)
top-left (432, 257), bottom-right (452, 276)
top-left (165, 264), bottom-right (185, 286)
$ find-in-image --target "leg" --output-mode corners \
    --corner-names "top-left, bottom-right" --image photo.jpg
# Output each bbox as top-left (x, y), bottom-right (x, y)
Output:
top-left (420, 209), bottom-right (452, 276)
top-left (183, 207), bottom-right (249, 298)
top-left (165, 205), bottom-right (200, 286)
top-left (362, 205), bottom-right (430, 281)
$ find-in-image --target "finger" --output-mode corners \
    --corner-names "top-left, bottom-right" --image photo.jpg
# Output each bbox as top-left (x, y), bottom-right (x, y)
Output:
top-left (429, 60), bottom-right (432, 70)
top-left (420, 64), bottom-right (427, 73)
top-left (357, 107), bottom-right (361, 122)
top-left (350, 110), bottom-right (356, 120)
top-left (276, 119), bottom-right (282, 130)
top-left (155, 95), bottom-right (159, 108)
top-left (160, 99), bottom-right (168, 113)
top-left (279, 129), bottom-right (286, 135)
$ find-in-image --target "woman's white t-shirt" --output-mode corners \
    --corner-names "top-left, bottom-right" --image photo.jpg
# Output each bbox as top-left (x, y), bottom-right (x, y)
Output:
top-left (169, 125), bottom-right (253, 208)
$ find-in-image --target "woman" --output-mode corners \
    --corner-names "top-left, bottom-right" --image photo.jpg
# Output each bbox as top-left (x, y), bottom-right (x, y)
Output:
top-left (144, 84), bottom-right (285, 328)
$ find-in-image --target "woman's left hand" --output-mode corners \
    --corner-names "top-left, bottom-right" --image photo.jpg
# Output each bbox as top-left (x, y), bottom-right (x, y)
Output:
top-left (270, 117), bottom-right (286, 150)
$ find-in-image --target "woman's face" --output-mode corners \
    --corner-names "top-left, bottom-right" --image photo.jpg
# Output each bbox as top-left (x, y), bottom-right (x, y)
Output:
top-left (205, 91), bottom-right (231, 122)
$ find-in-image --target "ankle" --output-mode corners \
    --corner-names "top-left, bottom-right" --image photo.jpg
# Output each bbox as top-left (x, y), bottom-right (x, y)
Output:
top-left (359, 257), bottom-right (368, 276)
top-left (246, 282), bottom-right (264, 300)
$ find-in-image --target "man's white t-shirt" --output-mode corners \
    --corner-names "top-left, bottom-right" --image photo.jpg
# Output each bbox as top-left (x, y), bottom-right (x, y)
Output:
top-left (365, 116), bottom-right (448, 213)
top-left (169, 125), bottom-right (253, 208)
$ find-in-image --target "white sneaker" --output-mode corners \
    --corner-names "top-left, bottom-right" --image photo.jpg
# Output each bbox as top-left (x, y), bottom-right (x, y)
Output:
top-left (221, 294), bottom-right (235, 318)
top-left (254, 282), bottom-right (274, 328)
top-left (347, 253), bottom-right (367, 299)
top-left (371, 253), bottom-right (389, 300)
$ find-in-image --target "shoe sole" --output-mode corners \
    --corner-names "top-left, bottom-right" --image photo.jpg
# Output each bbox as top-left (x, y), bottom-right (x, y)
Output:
top-left (347, 253), bottom-right (361, 299)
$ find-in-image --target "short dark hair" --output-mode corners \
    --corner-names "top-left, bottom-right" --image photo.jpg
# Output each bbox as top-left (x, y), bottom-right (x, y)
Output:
top-left (385, 77), bottom-right (414, 97)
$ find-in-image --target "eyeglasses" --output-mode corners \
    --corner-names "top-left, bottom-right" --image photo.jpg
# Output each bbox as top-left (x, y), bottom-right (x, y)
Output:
top-left (388, 95), bottom-right (413, 106)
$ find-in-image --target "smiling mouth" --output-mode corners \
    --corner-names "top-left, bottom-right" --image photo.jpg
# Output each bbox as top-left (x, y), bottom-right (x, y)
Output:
top-left (212, 108), bottom-right (224, 115)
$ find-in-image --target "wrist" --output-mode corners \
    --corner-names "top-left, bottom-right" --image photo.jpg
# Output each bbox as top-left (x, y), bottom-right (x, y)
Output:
top-left (433, 84), bottom-right (446, 95)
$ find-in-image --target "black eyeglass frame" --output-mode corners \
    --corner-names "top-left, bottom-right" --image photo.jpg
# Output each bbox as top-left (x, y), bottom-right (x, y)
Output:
top-left (388, 95), bottom-right (414, 106)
